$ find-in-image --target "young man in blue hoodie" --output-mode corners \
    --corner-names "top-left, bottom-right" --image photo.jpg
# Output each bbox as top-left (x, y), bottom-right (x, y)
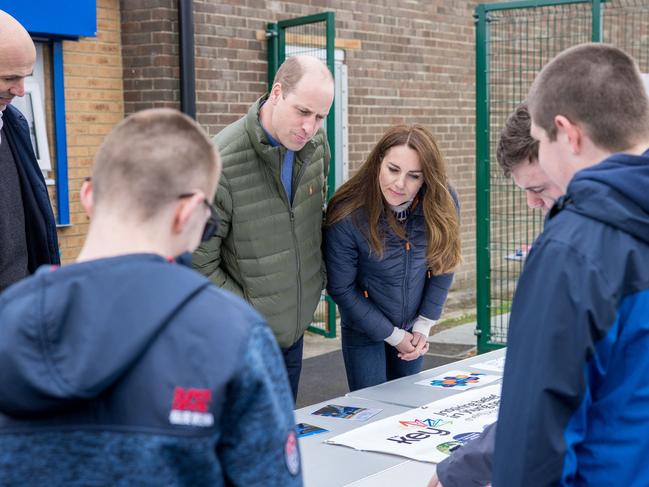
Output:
top-left (492, 44), bottom-right (649, 486)
top-left (429, 103), bottom-right (563, 487)
top-left (0, 109), bottom-right (302, 486)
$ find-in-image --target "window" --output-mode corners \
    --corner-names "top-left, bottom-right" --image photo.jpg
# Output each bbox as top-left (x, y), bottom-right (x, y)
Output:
top-left (12, 43), bottom-right (53, 184)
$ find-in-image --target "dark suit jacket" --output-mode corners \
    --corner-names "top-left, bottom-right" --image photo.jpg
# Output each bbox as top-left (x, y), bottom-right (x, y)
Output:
top-left (3, 104), bottom-right (60, 271)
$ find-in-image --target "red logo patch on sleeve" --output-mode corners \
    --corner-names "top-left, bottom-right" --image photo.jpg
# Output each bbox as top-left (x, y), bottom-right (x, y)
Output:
top-left (169, 387), bottom-right (214, 427)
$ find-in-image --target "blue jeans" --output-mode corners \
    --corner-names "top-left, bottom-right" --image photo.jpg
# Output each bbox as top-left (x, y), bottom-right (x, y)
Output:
top-left (281, 336), bottom-right (304, 402)
top-left (341, 326), bottom-right (424, 392)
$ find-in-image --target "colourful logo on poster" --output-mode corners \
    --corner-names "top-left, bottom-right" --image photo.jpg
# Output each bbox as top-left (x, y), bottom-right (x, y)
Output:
top-left (398, 418), bottom-right (449, 429)
top-left (437, 431), bottom-right (482, 455)
top-left (429, 372), bottom-right (486, 388)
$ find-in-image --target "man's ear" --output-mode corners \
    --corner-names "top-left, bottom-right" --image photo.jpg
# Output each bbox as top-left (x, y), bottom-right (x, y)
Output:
top-left (555, 115), bottom-right (583, 154)
top-left (270, 82), bottom-right (282, 103)
top-left (80, 178), bottom-right (94, 218)
top-left (172, 192), bottom-right (203, 235)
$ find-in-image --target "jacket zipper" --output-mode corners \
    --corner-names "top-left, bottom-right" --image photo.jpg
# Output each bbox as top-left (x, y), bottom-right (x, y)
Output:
top-left (289, 209), bottom-right (302, 343)
top-left (291, 154), bottom-right (310, 343)
top-left (401, 220), bottom-right (413, 328)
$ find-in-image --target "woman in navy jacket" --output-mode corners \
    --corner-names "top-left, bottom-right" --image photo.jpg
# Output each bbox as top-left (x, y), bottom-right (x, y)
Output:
top-left (325, 125), bottom-right (461, 391)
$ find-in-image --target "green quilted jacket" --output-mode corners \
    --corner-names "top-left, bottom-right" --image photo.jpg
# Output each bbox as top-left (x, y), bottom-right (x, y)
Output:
top-left (193, 96), bottom-right (329, 348)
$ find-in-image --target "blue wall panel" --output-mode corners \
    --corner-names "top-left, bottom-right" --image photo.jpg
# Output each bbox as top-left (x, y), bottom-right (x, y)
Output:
top-left (0, 1), bottom-right (97, 39)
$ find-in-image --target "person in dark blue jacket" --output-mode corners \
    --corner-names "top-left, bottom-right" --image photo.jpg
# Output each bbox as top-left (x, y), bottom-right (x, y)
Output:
top-left (493, 43), bottom-right (649, 486)
top-left (0, 109), bottom-right (302, 486)
top-left (430, 103), bottom-right (563, 487)
top-left (325, 125), bottom-right (461, 391)
top-left (0, 10), bottom-right (60, 292)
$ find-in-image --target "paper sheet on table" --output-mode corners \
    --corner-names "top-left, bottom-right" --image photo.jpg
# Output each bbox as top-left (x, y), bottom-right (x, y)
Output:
top-left (414, 370), bottom-right (501, 389)
top-left (310, 404), bottom-right (382, 421)
top-left (326, 384), bottom-right (501, 463)
top-left (471, 355), bottom-right (506, 373)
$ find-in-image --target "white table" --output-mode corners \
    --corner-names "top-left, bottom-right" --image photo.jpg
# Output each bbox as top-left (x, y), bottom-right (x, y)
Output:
top-left (344, 460), bottom-right (436, 487)
top-left (346, 348), bottom-right (506, 408)
top-left (297, 348), bottom-right (506, 486)
top-left (295, 396), bottom-right (413, 487)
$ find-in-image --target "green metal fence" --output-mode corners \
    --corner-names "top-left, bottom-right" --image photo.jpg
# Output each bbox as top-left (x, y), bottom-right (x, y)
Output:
top-left (475, 0), bottom-right (649, 353)
top-left (266, 12), bottom-right (337, 338)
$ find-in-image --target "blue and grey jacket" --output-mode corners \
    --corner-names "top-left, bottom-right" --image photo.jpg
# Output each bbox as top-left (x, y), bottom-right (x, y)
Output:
top-left (494, 152), bottom-right (649, 486)
top-left (324, 193), bottom-right (456, 341)
top-left (0, 254), bottom-right (301, 487)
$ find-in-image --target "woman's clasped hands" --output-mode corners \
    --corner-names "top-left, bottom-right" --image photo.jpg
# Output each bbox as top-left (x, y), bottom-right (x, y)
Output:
top-left (396, 331), bottom-right (429, 361)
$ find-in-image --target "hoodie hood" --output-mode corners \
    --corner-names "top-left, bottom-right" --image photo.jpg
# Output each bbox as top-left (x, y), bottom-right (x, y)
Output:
top-left (0, 254), bottom-right (209, 416)
top-left (562, 151), bottom-right (649, 245)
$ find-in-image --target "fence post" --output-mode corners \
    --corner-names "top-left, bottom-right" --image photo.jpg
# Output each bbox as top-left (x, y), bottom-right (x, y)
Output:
top-left (266, 23), bottom-right (279, 91)
top-left (475, 4), bottom-right (492, 354)
top-left (591, 0), bottom-right (603, 42)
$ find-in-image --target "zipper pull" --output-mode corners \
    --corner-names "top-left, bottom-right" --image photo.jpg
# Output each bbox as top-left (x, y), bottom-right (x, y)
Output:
top-left (405, 241), bottom-right (411, 251)
top-left (363, 290), bottom-right (369, 298)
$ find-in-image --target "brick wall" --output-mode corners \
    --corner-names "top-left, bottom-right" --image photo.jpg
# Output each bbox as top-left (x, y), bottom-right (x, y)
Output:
top-left (52, 0), bottom-right (125, 262)
top-left (120, 0), bottom-right (486, 307)
top-left (121, 0), bottom-right (180, 115)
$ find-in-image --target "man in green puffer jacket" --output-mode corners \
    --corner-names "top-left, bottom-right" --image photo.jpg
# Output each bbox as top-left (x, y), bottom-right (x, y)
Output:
top-left (193, 55), bottom-right (334, 400)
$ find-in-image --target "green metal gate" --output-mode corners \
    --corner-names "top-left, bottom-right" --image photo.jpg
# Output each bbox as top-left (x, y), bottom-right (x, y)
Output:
top-left (266, 12), bottom-right (337, 338)
top-left (475, 0), bottom-right (649, 353)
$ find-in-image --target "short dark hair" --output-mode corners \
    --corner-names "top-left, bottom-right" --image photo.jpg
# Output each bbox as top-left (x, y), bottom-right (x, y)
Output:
top-left (496, 103), bottom-right (539, 177)
top-left (92, 108), bottom-right (220, 220)
top-left (528, 43), bottom-right (649, 151)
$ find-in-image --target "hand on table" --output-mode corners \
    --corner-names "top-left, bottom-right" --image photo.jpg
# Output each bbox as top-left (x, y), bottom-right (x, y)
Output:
top-left (398, 331), bottom-right (429, 361)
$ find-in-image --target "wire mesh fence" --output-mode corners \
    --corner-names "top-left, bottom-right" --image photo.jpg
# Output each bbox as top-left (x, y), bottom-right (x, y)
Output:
top-left (476, 0), bottom-right (649, 351)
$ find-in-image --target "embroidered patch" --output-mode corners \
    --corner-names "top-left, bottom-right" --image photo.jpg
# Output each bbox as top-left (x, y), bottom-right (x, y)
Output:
top-left (168, 387), bottom-right (214, 427)
top-left (285, 430), bottom-right (300, 476)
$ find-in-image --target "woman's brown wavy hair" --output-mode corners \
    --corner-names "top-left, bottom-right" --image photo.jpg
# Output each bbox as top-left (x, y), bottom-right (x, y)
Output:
top-left (326, 125), bottom-right (461, 274)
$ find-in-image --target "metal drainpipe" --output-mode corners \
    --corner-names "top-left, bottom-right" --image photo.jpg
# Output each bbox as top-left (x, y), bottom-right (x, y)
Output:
top-left (178, 0), bottom-right (196, 118)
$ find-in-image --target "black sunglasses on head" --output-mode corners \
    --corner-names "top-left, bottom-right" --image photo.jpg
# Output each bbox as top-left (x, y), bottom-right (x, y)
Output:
top-left (178, 193), bottom-right (220, 242)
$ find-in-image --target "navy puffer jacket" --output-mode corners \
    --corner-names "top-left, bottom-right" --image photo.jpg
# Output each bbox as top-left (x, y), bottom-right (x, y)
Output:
top-left (324, 192), bottom-right (457, 342)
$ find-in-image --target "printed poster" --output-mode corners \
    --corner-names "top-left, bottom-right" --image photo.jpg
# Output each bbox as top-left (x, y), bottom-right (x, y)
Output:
top-left (471, 355), bottom-right (506, 373)
top-left (296, 423), bottom-right (329, 438)
top-left (326, 385), bottom-right (500, 463)
top-left (311, 404), bottom-right (382, 421)
top-left (415, 370), bottom-right (501, 389)
top-left (423, 383), bottom-right (501, 424)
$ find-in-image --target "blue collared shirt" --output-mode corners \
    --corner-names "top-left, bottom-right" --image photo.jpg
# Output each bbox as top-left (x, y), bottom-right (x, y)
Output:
top-left (262, 125), bottom-right (295, 204)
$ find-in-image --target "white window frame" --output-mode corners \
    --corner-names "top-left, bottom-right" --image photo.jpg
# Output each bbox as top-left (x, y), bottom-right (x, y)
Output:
top-left (285, 46), bottom-right (349, 187)
top-left (12, 43), bottom-right (53, 184)
top-left (334, 62), bottom-right (349, 188)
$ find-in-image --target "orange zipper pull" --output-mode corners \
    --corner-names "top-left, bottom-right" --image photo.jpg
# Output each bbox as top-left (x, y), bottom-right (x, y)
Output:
top-left (405, 241), bottom-right (411, 251)
top-left (363, 290), bottom-right (369, 298)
